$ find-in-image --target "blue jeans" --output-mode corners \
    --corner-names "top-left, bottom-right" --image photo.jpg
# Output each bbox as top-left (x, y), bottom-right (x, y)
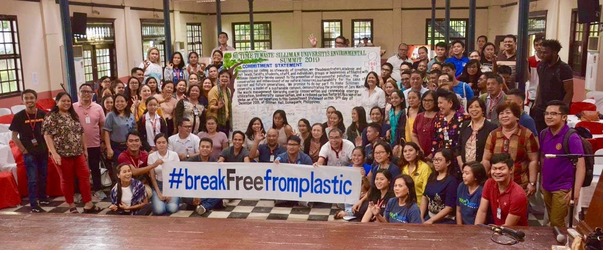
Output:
top-left (24, 153), bottom-right (48, 206)
top-left (151, 181), bottom-right (180, 215)
top-left (201, 198), bottom-right (222, 211)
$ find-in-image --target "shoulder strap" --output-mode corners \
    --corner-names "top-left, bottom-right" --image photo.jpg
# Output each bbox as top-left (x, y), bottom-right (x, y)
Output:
top-left (563, 128), bottom-right (576, 154)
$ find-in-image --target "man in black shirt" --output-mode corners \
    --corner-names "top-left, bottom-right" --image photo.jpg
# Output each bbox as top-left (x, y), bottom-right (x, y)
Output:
top-left (9, 89), bottom-right (49, 213)
top-left (531, 39), bottom-right (574, 132)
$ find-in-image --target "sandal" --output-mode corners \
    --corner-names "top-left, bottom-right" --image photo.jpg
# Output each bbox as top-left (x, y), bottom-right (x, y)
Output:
top-left (83, 205), bottom-right (102, 214)
top-left (69, 207), bottom-right (79, 214)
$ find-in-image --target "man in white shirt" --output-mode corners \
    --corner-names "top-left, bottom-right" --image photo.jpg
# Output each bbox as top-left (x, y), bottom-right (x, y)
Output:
top-left (387, 43), bottom-right (413, 82)
top-left (168, 118), bottom-right (200, 161)
top-left (211, 32), bottom-right (235, 56)
top-left (315, 129), bottom-right (355, 167)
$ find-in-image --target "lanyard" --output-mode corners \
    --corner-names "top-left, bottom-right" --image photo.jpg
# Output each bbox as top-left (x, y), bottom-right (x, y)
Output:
top-left (129, 154), bottom-right (140, 168)
top-left (25, 110), bottom-right (38, 137)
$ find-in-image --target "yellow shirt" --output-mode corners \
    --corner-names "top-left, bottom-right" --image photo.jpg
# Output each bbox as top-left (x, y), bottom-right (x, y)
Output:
top-left (207, 85), bottom-right (230, 122)
top-left (405, 114), bottom-right (415, 142)
top-left (402, 160), bottom-right (432, 206)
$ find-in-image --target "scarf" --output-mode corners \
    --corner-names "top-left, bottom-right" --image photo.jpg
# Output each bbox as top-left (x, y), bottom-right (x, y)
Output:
top-left (217, 86), bottom-right (232, 128)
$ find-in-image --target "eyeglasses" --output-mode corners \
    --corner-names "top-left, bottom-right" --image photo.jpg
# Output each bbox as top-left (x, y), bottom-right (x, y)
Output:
top-left (80, 90), bottom-right (93, 94)
top-left (544, 112), bottom-right (564, 116)
top-left (432, 158), bottom-right (444, 162)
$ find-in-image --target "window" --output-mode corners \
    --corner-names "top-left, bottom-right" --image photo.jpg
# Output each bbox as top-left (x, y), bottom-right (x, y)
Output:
top-left (352, 19), bottom-right (373, 47)
top-left (186, 23), bottom-right (203, 56)
top-left (232, 22), bottom-right (272, 50)
top-left (426, 19), bottom-right (468, 46)
top-left (0, 15), bottom-right (23, 95)
top-left (74, 20), bottom-right (116, 82)
top-left (528, 11), bottom-right (547, 56)
top-left (322, 20), bottom-right (342, 48)
top-left (569, 9), bottom-right (602, 76)
top-left (141, 20), bottom-right (165, 64)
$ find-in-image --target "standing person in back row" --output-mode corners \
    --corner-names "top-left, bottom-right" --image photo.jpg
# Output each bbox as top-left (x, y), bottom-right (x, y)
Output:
top-left (539, 100), bottom-right (586, 228)
top-left (10, 89), bottom-right (49, 213)
top-left (531, 39), bottom-right (574, 133)
top-left (211, 32), bottom-right (235, 56)
top-left (445, 40), bottom-right (469, 77)
top-left (388, 43), bottom-right (413, 82)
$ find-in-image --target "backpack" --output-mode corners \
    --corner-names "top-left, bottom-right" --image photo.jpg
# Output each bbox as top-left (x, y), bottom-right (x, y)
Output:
top-left (542, 127), bottom-right (594, 187)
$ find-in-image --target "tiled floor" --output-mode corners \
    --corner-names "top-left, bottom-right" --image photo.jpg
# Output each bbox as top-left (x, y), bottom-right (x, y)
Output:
top-left (0, 191), bottom-right (548, 226)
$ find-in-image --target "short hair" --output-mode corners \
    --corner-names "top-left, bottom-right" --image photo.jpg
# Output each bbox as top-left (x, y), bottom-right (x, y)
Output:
top-left (435, 42), bottom-right (448, 49)
top-left (410, 70), bottom-right (424, 77)
top-left (79, 83), bottom-right (93, 90)
top-left (546, 100), bottom-right (570, 115)
top-left (367, 122), bottom-right (382, 133)
top-left (418, 46), bottom-right (428, 53)
top-left (506, 88), bottom-right (526, 101)
top-left (429, 69), bottom-right (442, 76)
top-left (154, 133), bottom-right (168, 144)
top-left (218, 32), bottom-right (228, 38)
top-left (442, 62), bottom-right (456, 71)
top-left (178, 118), bottom-right (191, 127)
top-left (485, 72), bottom-right (504, 84)
top-left (496, 65), bottom-right (512, 75)
top-left (186, 84), bottom-right (201, 97)
top-left (451, 40), bottom-right (465, 49)
top-left (336, 35), bottom-right (346, 42)
top-left (476, 35), bottom-right (488, 42)
top-left (436, 89), bottom-right (460, 111)
top-left (232, 130), bottom-right (245, 140)
top-left (328, 127), bottom-right (343, 137)
top-left (421, 90), bottom-right (439, 112)
top-left (401, 70), bottom-right (412, 77)
top-left (504, 34), bottom-right (517, 42)
top-left (467, 97), bottom-right (487, 116)
top-left (22, 89), bottom-right (37, 98)
top-left (496, 102), bottom-right (522, 119)
top-left (219, 69), bottom-right (231, 78)
top-left (400, 61), bottom-right (413, 69)
top-left (439, 73), bottom-right (454, 82)
top-left (541, 39), bottom-right (563, 52)
top-left (382, 62), bottom-right (394, 72)
top-left (490, 153), bottom-right (514, 169)
top-left (125, 130), bottom-right (140, 141)
top-left (533, 34), bottom-right (545, 44)
top-left (200, 137), bottom-right (213, 147)
top-left (130, 67), bottom-right (143, 75)
top-left (287, 135), bottom-right (302, 145)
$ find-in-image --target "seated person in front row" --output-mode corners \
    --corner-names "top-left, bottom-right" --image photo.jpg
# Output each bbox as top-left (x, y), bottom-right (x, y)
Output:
top-left (315, 128), bottom-right (355, 167)
top-left (475, 153), bottom-right (528, 226)
top-left (118, 131), bottom-right (163, 200)
top-left (421, 149), bottom-right (458, 224)
top-left (218, 131), bottom-right (250, 162)
top-left (371, 175), bottom-right (422, 224)
top-left (186, 137), bottom-right (223, 216)
top-left (275, 136), bottom-right (313, 165)
top-left (249, 128), bottom-right (286, 162)
top-left (360, 169), bottom-right (395, 222)
top-left (109, 163), bottom-right (150, 215)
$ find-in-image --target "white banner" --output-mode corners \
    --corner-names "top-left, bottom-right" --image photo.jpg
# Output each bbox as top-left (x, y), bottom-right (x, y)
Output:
top-left (161, 162), bottom-right (362, 204)
top-left (224, 47), bottom-right (381, 132)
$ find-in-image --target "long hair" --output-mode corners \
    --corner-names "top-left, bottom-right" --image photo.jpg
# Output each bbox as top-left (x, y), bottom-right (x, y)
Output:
top-left (298, 118), bottom-right (312, 138)
top-left (171, 52), bottom-right (185, 69)
top-left (304, 123), bottom-right (328, 154)
top-left (112, 93), bottom-right (132, 118)
top-left (368, 168), bottom-right (393, 200)
top-left (459, 59), bottom-right (482, 86)
top-left (245, 117), bottom-right (266, 141)
top-left (463, 161), bottom-right (488, 186)
top-left (145, 77), bottom-right (160, 94)
top-left (394, 174), bottom-right (417, 208)
top-left (398, 142), bottom-right (424, 168)
top-left (348, 106), bottom-right (368, 134)
top-left (332, 110), bottom-right (346, 133)
top-left (429, 148), bottom-right (455, 182)
top-left (125, 77), bottom-right (141, 100)
top-left (51, 92), bottom-right (79, 121)
top-left (114, 163), bottom-right (133, 209)
top-left (272, 110), bottom-right (289, 129)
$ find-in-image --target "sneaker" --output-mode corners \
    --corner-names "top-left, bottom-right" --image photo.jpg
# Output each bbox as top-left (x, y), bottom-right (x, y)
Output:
top-left (30, 206), bottom-right (46, 213)
top-left (222, 199), bottom-right (230, 207)
top-left (73, 193), bottom-right (82, 203)
top-left (195, 205), bottom-right (207, 215)
top-left (38, 199), bottom-right (51, 206)
top-left (94, 190), bottom-right (107, 200)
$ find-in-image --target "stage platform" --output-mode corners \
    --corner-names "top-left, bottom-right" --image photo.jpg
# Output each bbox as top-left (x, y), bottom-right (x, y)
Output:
top-left (0, 214), bottom-right (558, 250)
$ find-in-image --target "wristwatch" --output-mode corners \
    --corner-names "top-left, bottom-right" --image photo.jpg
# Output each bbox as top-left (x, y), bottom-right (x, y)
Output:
top-left (186, 154), bottom-right (190, 159)
top-left (529, 182), bottom-right (536, 186)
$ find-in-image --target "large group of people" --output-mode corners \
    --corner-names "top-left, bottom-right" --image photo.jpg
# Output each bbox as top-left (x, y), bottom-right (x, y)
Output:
top-left (9, 32), bottom-right (584, 229)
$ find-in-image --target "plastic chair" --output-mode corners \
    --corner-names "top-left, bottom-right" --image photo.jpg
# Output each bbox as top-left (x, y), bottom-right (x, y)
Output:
top-left (570, 101), bottom-right (597, 115)
top-left (587, 138), bottom-right (603, 153)
top-left (576, 121), bottom-right (603, 135)
top-left (0, 108), bottom-right (11, 117)
top-left (595, 149), bottom-right (603, 165)
top-left (10, 105), bottom-right (25, 114)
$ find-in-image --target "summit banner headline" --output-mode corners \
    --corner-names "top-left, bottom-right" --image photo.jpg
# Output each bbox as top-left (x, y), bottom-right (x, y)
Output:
top-left (161, 162), bottom-right (362, 204)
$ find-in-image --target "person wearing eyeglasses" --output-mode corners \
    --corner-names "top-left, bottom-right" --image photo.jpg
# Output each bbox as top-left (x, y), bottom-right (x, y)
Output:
top-left (168, 118), bottom-right (200, 161)
top-left (482, 103), bottom-right (539, 198)
top-left (74, 83), bottom-right (107, 200)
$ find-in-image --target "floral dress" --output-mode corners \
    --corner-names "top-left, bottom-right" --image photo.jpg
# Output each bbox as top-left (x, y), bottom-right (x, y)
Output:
top-left (42, 112), bottom-right (84, 157)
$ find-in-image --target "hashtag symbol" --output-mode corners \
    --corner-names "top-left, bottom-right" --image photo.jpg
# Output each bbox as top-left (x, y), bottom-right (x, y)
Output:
top-left (168, 168), bottom-right (184, 189)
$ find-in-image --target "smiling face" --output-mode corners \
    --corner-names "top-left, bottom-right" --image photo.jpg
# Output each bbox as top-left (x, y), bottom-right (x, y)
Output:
top-left (351, 148), bottom-right (364, 166)
top-left (452, 42), bottom-right (464, 56)
top-left (139, 85), bottom-right (152, 100)
top-left (212, 51), bottom-right (223, 63)
top-left (114, 96), bottom-right (127, 112)
top-left (199, 140), bottom-right (212, 158)
top-left (58, 94), bottom-right (72, 112)
top-left (418, 61), bottom-right (428, 72)
top-left (498, 108), bottom-right (518, 127)
top-left (206, 119), bottom-right (217, 133)
top-left (390, 92), bottom-right (403, 108)
top-left (252, 119), bottom-right (263, 132)
top-left (410, 73), bottom-right (423, 90)
top-left (329, 113), bottom-right (340, 127)
top-left (146, 98), bottom-right (158, 114)
top-left (469, 51), bottom-right (480, 61)
top-left (114, 83), bottom-right (125, 94)
top-left (402, 144), bottom-right (418, 163)
top-left (370, 108), bottom-right (382, 123)
top-left (117, 165), bottom-right (133, 183)
top-left (311, 124), bottom-right (323, 139)
top-left (126, 134), bottom-right (141, 152)
top-left (176, 81), bottom-right (187, 94)
top-left (373, 144), bottom-right (389, 164)
top-left (467, 100), bottom-right (483, 120)
top-left (544, 105), bottom-right (566, 128)
top-left (22, 92), bottom-right (37, 109)
top-left (188, 86), bottom-right (200, 100)
top-left (374, 171), bottom-right (389, 191)
top-left (232, 133), bottom-right (244, 149)
top-left (202, 79), bottom-right (213, 91)
top-left (437, 96), bottom-right (453, 115)
top-left (162, 82), bottom-right (174, 95)
top-left (503, 37), bottom-right (515, 51)
top-left (189, 75), bottom-right (199, 86)
top-left (103, 96), bottom-right (114, 112)
top-left (366, 74), bottom-right (377, 88)
top-left (491, 162), bottom-right (512, 183)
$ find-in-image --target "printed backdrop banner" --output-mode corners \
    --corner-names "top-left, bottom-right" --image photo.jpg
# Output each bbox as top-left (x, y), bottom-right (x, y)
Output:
top-left (224, 47), bottom-right (381, 133)
top-left (162, 162), bottom-right (362, 204)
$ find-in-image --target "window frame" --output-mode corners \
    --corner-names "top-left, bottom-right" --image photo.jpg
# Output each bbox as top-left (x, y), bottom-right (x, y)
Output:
top-left (351, 19), bottom-right (373, 47)
top-left (321, 20), bottom-right (342, 48)
top-left (425, 18), bottom-right (469, 46)
top-left (231, 22), bottom-right (272, 51)
top-left (140, 19), bottom-right (166, 65)
top-left (0, 15), bottom-right (23, 97)
top-left (569, 8), bottom-right (602, 77)
top-left (186, 23), bottom-right (203, 56)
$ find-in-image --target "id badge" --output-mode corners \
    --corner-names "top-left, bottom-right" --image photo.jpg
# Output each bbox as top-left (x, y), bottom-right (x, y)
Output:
top-left (85, 116), bottom-right (91, 124)
top-left (270, 155), bottom-right (275, 162)
top-left (496, 207), bottom-right (502, 220)
top-left (31, 138), bottom-right (38, 146)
